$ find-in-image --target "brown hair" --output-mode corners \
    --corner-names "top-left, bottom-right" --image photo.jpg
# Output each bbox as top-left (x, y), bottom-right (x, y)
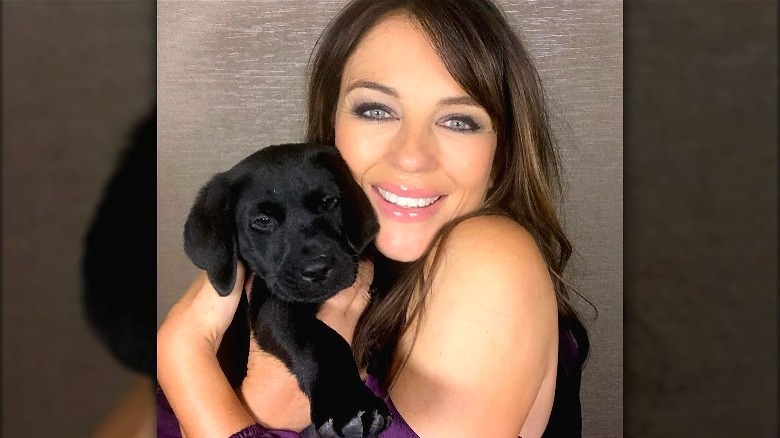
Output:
top-left (306, 0), bottom-right (589, 383)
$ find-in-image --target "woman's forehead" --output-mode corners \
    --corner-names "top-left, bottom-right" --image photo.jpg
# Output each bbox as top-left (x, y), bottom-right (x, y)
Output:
top-left (343, 16), bottom-right (429, 74)
top-left (340, 15), bottom-right (468, 99)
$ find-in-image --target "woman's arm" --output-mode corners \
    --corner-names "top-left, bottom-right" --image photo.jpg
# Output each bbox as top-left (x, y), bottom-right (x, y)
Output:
top-left (157, 267), bottom-right (257, 438)
top-left (390, 215), bottom-right (559, 438)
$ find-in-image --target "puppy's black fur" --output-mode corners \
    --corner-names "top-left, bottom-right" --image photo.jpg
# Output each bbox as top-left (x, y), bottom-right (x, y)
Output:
top-left (184, 143), bottom-right (391, 438)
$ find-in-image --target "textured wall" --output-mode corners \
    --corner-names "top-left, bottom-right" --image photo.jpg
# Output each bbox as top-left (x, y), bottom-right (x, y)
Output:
top-left (2, 1), bottom-right (154, 437)
top-left (157, 1), bottom-right (623, 436)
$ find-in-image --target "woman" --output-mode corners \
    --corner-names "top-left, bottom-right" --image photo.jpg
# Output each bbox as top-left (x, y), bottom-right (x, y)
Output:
top-left (157, 0), bottom-right (589, 437)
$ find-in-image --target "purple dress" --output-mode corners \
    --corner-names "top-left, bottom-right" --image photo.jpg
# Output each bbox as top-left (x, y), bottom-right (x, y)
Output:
top-left (156, 374), bottom-right (419, 438)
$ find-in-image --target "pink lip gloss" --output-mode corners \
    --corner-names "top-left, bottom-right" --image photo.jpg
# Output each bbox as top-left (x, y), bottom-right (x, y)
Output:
top-left (371, 184), bottom-right (446, 223)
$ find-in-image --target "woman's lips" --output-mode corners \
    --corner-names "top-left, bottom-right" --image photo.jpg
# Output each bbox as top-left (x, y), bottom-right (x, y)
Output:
top-left (371, 184), bottom-right (445, 222)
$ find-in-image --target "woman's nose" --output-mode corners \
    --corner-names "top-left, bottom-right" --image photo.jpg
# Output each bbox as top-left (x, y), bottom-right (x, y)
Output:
top-left (389, 124), bottom-right (437, 174)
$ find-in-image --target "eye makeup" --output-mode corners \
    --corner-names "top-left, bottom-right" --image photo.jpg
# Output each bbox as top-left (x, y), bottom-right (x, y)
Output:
top-left (350, 101), bottom-right (397, 121)
top-left (345, 90), bottom-right (490, 134)
top-left (438, 114), bottom-right (483, 132)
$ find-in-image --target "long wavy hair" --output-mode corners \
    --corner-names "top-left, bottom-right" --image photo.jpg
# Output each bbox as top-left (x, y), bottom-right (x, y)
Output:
top-left (306, 0), bottom-right (589, 386)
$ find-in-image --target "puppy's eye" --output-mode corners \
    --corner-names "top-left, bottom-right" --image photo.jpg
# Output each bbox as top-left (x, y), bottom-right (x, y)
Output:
top-left (251, 215), bottom-right (275, 232)
top-left (321, 195), bottom-right (339, 211)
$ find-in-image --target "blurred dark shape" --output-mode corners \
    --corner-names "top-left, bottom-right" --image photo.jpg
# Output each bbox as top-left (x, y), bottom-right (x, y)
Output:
top-left (82, 107), bottom-right (156, 376)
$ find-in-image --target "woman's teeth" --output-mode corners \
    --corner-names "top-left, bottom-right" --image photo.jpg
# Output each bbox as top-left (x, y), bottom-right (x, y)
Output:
top-left (377, 187), bottom-right (441, 208)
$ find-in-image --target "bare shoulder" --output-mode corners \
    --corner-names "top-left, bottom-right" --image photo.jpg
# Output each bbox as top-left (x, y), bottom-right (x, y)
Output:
top-left (442, 214), bottom-right (549, 272)
top-left (390, 215), bottom-right (559, 437)
top-left (435, 215), bottom-right (555, 308)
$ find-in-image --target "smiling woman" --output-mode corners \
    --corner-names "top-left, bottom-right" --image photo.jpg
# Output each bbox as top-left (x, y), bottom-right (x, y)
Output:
top-left (334, 15), bottom-right (497, 262)
top-left (157, 0), bottom-right (622, 437)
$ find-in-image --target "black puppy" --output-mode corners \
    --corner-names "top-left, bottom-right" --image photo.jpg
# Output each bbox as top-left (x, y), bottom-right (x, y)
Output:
top-left (183, 143), bottom-right (391, 438)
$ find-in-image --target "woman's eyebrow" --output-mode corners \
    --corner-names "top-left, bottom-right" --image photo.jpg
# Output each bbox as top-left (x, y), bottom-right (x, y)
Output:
top-left (345, 80), bottom-right (481, 108)
top-left (438, 95), bottom-right (480, 107)
top-left (345, 80), bottom-right (399, 98)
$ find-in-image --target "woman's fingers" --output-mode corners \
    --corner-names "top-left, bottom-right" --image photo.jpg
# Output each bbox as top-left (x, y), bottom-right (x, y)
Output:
top-left (316, 260), bottom-right (373, 345)
top-left (161, 263), bottom-right (246, 352)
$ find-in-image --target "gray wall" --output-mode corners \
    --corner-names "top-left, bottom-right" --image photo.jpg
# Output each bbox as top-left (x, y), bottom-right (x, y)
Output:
top-left (157, 1), bottom-right (622, 436)
top-left (2, 1), bottom-right (154, 437)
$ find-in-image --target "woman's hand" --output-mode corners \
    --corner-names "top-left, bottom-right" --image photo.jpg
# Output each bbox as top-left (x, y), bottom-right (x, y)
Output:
top-left (157, 266), bottom-right (256, 438)
top-left (161, 267), bottom-right (246, 353)
top-left (315, 260), bottom-right (374, 345)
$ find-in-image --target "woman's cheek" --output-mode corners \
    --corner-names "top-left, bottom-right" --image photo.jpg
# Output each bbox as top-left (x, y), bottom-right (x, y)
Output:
top-left (336, 119), bottom-right (370, 160)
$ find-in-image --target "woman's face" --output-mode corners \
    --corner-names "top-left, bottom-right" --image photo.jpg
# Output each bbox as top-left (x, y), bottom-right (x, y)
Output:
top-left (335, 14), bottom-right (498, 262)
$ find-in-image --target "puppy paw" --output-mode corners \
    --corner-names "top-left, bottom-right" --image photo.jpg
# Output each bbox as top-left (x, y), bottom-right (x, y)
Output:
top-left (313, 388), bottom-right (392, 438)
top-left (316, 409), bottom-right (391, 438)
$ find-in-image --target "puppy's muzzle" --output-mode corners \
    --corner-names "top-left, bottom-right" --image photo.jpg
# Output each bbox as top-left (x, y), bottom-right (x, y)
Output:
top-left (300, 255), bottom-right (334, 283)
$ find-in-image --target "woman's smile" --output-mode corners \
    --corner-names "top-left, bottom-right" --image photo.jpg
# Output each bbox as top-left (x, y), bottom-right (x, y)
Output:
top-left (372, 184), bottom-right (446, 222)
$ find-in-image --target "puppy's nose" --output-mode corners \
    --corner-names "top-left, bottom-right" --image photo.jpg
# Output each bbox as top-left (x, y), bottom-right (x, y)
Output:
top-left (300, 258), bottom-right (332, 283)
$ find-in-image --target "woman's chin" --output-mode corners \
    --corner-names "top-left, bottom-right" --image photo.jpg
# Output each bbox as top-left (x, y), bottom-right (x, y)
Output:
top-left (375, 232), bottom-right (432, 263)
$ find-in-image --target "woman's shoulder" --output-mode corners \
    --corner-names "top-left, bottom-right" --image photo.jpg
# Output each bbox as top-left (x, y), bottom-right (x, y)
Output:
top-left (391, 214), bottom-right (559, 436)
top-left (414, 212), bottom-right (558, 373)
top-left (435, 214), bottom-right (552, 290)
top-left (445, 214), bottom-right (538, 246)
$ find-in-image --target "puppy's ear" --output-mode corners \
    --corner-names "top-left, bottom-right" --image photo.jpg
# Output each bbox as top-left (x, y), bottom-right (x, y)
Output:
top-left (183, 173), bottom-right (237, 296)
top-left (314, 148), bottom-right (379, 254)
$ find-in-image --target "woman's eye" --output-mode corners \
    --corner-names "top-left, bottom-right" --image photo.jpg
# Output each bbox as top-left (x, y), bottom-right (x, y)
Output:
top-left (364, 109), bottom-right (390, 119)
top-left (251, 215), bottom-right (275, 232)
top-left (352, 102), bottom-right (395, 121)
top-left (440, 116), bottom-right (481, 132)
